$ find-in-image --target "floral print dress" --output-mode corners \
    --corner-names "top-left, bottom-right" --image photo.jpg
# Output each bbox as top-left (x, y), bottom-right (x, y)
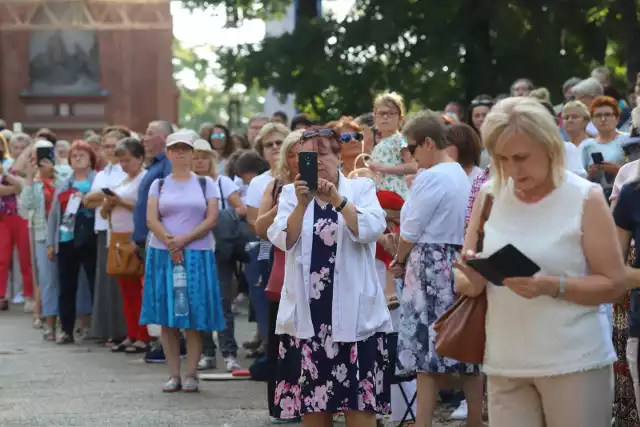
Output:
top-left (371, 133), bottom-right (410, 199)
top-left (273, 201), bottom-right (391, 419)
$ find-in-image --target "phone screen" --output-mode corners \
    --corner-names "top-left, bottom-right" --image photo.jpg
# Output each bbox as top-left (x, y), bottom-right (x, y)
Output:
top-left (298, 152), bottom-right (318, 192)
top-left (36, 147), bottom-right (55, 165)
top-left (591, 152), bottom-right (604, 164)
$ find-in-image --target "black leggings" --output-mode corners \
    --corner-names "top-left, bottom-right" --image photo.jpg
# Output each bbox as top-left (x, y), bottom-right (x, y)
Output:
top-left (58, 241), bottom-right (97, 335)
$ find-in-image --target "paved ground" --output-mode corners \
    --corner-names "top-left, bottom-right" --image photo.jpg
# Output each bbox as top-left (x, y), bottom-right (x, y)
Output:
top-left (0, 306), bottom-right (467, 427)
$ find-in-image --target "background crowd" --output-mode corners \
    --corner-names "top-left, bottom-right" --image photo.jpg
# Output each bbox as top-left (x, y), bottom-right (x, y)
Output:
top-left (1, 63), bottom-right (640, 427)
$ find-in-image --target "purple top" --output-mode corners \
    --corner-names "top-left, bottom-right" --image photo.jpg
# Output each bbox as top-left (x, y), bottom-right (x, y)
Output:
top-left (147, 174), bottom-right (219, 251)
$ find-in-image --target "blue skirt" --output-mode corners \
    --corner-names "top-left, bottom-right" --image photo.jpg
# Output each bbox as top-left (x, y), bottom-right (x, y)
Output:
top-left (140, 247), bottom-right (225, 332)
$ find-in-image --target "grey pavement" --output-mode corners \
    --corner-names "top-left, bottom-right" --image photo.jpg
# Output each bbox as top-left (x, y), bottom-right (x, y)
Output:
top-left (0, 306), bottom-right (464, 427)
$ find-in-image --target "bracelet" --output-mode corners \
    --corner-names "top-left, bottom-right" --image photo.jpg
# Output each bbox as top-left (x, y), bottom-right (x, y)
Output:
top-left (554, 276), bottom-right (566, 298)
top-left (335, 196), bottom-right (348, 212)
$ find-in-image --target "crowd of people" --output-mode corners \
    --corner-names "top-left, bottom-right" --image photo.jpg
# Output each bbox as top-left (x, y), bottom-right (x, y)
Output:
top-left (2, 64), bottom-right (640, 427)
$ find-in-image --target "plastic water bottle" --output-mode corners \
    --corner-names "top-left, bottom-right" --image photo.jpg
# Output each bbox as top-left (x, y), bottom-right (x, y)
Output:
top-left (173, 264), bottom-right (189, 317)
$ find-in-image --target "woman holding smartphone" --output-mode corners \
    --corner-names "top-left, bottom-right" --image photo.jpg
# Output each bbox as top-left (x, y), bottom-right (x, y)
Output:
top-left (268, 127), bottom-right (392, 426)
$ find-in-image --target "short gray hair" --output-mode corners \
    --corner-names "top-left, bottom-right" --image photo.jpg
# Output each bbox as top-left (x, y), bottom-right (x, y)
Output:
top-left (572, 77), bottom-right (604, 98)
top-left (9, 132), bottom-right (31, 145)
top-left (562, 77), bottom-right (582, 93)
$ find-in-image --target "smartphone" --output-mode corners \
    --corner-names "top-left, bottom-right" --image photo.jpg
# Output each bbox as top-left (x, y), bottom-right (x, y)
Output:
top-left (466, 244), bottom-right (540, 286)
top-left (36, 147), bottom-right (55, 165)
top-left (298, 151), bottom-right (318, 192)
top-left (591, 152), bottom-right (604, 164)
top-left (102, 188), bottom-right (116, 196)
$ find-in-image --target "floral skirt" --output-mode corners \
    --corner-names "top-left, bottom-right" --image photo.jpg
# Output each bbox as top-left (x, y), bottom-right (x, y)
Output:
top-left (273, 332), bottom-right (391, 419)
top-left (139, 247), bottom-right (225, 332)
top-left (396, 243), bottom-right (480, 376)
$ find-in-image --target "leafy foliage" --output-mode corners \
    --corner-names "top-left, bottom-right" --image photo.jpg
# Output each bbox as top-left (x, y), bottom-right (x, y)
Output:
top-left (173, 39), bottom-right (264, 131)
top-left (188, 0), bottom-right (640, 121)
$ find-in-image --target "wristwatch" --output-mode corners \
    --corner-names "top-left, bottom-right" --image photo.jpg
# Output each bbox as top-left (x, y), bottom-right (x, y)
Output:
top-left (554, 276), bottom-right (566, 298)
top-left (335, 196), bottom-right (348, 212)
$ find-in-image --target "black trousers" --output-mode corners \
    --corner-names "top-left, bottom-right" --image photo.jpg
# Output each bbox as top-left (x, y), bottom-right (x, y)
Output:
top-left (58, 240), bottom-right (97, 335)
top-left (267, 300), bottom-right (280, 417)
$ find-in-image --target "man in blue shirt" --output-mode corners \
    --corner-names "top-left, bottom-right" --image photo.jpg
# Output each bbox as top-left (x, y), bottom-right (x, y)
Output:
top-left (132, 120), bottom-right (173, 247)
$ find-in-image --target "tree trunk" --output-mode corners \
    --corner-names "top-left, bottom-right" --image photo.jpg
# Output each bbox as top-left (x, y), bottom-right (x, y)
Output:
top-left (617, 0), bottom-right (640, 85)
top-left (461, 0), bottom-right (494, 101)
top-left (295, 0), bottom-right (319, 20)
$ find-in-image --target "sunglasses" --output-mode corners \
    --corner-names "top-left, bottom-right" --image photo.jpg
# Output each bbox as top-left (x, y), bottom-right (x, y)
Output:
top-left (470, 99), bottom-right (494, 107)
top-left (340, 132), bottom-right (363, 143)
top-left (210, 133), bottom-right (226, 139)
top-left (263, 140), bottom-right (283, 149)
top-left (300, 128), bottom-right (339, 141)
top-left (407, 142), bottom-right (422, 155)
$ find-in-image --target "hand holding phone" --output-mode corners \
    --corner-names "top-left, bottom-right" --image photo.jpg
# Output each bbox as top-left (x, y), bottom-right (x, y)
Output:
top-left (298, 151), bottom-right (318, 192)
top-left (36, 147), bottom-right (55, 165)
top-left (591, 152), bottom-right (604, 165)
top-left (102, 188), bottom-right (116, 197)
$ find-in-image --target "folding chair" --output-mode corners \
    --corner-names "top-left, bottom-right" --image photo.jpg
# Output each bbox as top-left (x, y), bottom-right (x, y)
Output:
top-left (387, 333), bottom-right (417, 427)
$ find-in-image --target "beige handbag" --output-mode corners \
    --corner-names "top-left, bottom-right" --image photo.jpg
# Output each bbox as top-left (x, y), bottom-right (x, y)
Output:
top-left (106, 216), bottom-right (144, 280)
top-left (348, 153), bottom-right (376, 179)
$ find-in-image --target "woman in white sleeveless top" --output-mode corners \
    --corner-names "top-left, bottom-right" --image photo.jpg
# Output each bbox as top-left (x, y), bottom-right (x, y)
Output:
top-left (455, 97), bottom-right (627, 427)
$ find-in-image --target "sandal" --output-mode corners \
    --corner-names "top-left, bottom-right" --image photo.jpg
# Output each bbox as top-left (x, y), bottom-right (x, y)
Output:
top-left (162, 377), bottom-right (182, 393)
top-left (110, 341), bottom-right (130, 353)
top-left (182, 375), bottom-right (199, 393)
top-left (0, 299), bottom-right (8, 311)
top-left (386, 295), bottom-right (400, 310)
top-left (43, 326), bottom-right (56, 342)
top-left (33, 317), bottom-right (43, 329)
top-left (124, 343), bottom-right (150, 354)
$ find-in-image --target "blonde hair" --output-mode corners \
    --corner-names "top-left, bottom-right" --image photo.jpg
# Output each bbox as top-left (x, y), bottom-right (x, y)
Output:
top-left (529, 87), bottom-right (550, 104)
top-left (562, 100), bottom-right (590, 120)
top-left (482, 97), bottom-right (565, 194)
top-left (194, 146), bottom-right (220, 177)
top-left (373, 92), bottom-right (405, 117)
top-left (276, 129), bottom-right (304, 182)
top-left (254, 122), bottom-right (290, 157)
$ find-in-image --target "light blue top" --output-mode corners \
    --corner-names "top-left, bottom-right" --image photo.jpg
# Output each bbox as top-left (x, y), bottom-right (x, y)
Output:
top-left (59, 178), bottom-right (93, 243)
top-left (580, 134), bottom-right (627, 187)
top-left (400, 162), bottom-right (470, 245)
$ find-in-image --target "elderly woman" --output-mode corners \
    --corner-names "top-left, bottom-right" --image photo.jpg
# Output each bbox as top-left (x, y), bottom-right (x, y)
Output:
top-left (254, 129), bottom-right (303, 421)
top-left (192, 138), bottom-right (245, 372)
top-left (581, 96), bottom-right (627, 200)
top-left (268, 126), bottom-right (392, 426)
top-left (456, 97), bottom-right (625, 426)
top-left (140, 131), bottom-right (225, 392)
top-left (389, 112), bottom-right (484, 427)
top-left (572, 77), bottom-right (604, 135)
top-left (46, 141), bottom-right (98, 344)
top-left (562, 100), bottom-right (591, 147)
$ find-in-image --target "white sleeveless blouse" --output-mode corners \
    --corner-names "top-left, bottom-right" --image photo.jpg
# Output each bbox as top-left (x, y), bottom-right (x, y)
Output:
top-left (482, 172), bottom-right (616, 377)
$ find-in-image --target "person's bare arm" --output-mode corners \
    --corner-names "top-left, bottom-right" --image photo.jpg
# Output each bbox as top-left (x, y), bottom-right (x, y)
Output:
top-left (540, 188), bottom-right (627, 304)
top-left (255, 181), bottom-right (277, 240)
top-left (83, 190), bottom-right (106, 209)
top-left (382, 148), bottom-right (418, 175)
top-left (227, 192), bottom-right (247, 217)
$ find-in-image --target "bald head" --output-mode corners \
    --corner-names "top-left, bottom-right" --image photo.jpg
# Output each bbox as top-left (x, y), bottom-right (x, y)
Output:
top-left (144, 120), bottom-right (173, 160)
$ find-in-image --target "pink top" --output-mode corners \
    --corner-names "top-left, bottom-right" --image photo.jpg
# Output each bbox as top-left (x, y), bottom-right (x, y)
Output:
top-left (148, 174), bottom-right (220, 251)
top-left (611, 160), bottom-right (639, 202)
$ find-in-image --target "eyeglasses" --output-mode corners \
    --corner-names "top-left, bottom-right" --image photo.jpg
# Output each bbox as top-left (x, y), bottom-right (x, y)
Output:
top-left (210, 133), bottom-right (226, 139)
top-left (407, 142), bottom-right (422, 155)
top-left (300, 128), bottom-right (339, 141)
top-left (263, 140), bottom-right (283, 149)
top-left (374, 111), bottom-right (399, 119)
top-left (340, 132), bottom-right (363, 143)
top-left (593, 112), bottom-right (616, 120)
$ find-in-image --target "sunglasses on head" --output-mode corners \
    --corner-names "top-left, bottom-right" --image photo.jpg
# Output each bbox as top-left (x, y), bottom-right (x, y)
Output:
top-left (210, 133), bottom-right (226, 139)
top-left (300, 128), bottom-right (339, 142)
top-left (340, 132), bottom-right (363, 143)
top-left (470, 99), bottom-right (494, 107)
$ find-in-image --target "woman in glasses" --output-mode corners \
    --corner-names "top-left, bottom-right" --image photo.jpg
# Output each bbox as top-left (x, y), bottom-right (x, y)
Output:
top-left (580, 96), bottom-right (627, 201)
top-left (206, 124), bottom-right (236, 175)
top-left (268, 126), bottom-right (391, 426)
top-left (327, 116), bottom-right (365, 176)
top-left (367, 92), bottom-right (417, 199)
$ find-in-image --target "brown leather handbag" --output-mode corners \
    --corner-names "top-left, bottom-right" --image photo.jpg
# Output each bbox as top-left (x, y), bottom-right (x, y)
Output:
top-left (433, 192), bottom-right (494, 365)
top-left (106, 217), bottom-right (144, 280)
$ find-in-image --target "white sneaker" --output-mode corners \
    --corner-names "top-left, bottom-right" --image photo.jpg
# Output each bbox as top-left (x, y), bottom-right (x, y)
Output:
top-left (24, 299), bottom-right (35, 313)
top-left (197, 356), bottom-right (216, 371)
top-left (224, 357), bottom-right (241, 372)
top-left (12, 292), bottom-right (24, 304)
top-left (450, 400), bottom-right (468, 420)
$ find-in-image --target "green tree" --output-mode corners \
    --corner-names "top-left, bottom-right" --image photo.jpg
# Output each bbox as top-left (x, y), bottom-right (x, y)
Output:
top-left (185, 0), bottom-right (640, 121)
top-left (173, 39), bottom-right (264, 131)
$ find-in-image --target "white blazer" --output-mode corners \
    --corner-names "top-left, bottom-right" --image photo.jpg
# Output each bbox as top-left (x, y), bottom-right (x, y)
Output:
top-left (267, 173), bottom-right (393, 342)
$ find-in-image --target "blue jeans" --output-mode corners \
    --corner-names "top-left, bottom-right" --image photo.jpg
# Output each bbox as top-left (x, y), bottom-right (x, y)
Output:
top-left (245, 246), bottom-right (270, 340)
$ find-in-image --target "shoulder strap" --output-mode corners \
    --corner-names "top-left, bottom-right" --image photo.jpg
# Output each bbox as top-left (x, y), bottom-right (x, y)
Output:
top-left (198, 176), bottom-right (206, 197)
top-left (475, 193), bottom-right (494, 253)
top-left (158, 178), bottom-right (164, 193)
top-left (218, 177), bottom-right (226, 210)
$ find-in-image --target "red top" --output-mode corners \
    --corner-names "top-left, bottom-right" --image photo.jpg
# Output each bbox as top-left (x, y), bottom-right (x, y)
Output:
top-left (375, 190), bottom-right (404, 267)
top-left (41, 178), bottom-right (55, 217)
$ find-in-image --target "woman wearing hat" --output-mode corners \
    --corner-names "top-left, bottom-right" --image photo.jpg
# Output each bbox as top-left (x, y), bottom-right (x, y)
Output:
top-left (191, 138), bottom-right (245, 372)
top-left (140, 131), bottom-right (225, 392)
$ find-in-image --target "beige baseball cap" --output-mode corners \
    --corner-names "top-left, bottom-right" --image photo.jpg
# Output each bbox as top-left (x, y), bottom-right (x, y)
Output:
top-left (193, 139), bottom-right (214, 152)
top-left (166, 130), bottom-right (197, 148)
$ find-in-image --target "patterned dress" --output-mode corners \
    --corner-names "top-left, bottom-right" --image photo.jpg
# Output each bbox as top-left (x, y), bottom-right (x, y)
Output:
top-left (371, 133), bottom-right (410, 199)
top-left (273, 201), bottom-right (391, 419)
top-left (396, 243), bottom-right (481, 375)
